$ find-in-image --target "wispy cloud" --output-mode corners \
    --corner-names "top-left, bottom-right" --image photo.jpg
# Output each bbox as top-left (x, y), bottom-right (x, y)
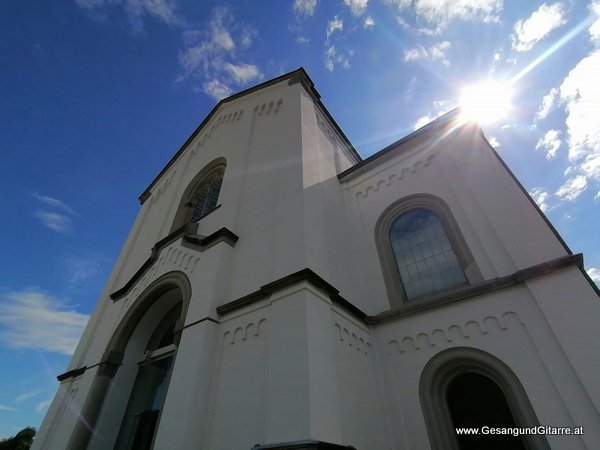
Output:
top-left (0, 405), bottom-right (18, 412)
top-left (293, 0), bottom-right (318, 16)
top-left (534, 87), bottom-right (559, 123)
top-left (65, 256), bottom-right (105, 286)
top-left (530, 187), bottom-right (552, 212)
top-left (36, 399), bottom-right (53, 413)
top-left (32, 193), bottom-right (76, 235)
top-left (488, 137), bottom-right (501, 148)
top-left (555, 175), bottom-right (587, 201)
top-left (75, 0), bottom-right (184, 33)
top-left (32, 192), bottom-right (76, 215)
top-left (344, 0), bottom-right (368, 17)
top-left (326, 15), bottom-right (344, 39)
top-left (33, 211), bottom-right (72, 235)
top-left (536, 129), bottom-right (562, 160)
top-left (363, 16), bottom-right (375, 29)
top-left (385, 0), bottom-right (501, 30)
top-left (512, 3), bottom-right (567, 52)
top-left (15, 389), bottom-right (43, 403)
top-left (324, 45), bottom-right (353, 71)
top-left (0, 290), bottom-right (89, 355)
top-left (587, 267), bottom-right (600, 284)
top-left (177, 7), bottom-right (263, 100)
top-left (404, 41), bottom-right (451, 65)
top-left (412, 100), bottom-right (449, 130)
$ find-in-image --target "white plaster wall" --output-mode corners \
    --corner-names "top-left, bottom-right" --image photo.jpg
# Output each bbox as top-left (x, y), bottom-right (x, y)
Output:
top-left (373, 281), bottom-right (600, 449)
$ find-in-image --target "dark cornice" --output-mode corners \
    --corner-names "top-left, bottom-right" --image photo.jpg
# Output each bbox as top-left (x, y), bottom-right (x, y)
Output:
top-left (337, 108), bottom-right (462, 182)
top-left (371, 253), bottom-right (585, 323)
top-left (139, 68), bottom-right (360, 204)
top-left (217, 254), bottom-right (587, 326)
top-left (110, 226), bottom-right (239, 301)
top-left (216, 268), bottom-right (368, 322)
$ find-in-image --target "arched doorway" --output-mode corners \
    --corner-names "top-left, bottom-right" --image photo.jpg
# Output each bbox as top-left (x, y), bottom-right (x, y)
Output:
top-left (68, 271), bottom-right (191, 450)
top-left (419, 347), bottom-right (549, 450)
top-left (447, 372), bottom-right (526, 449)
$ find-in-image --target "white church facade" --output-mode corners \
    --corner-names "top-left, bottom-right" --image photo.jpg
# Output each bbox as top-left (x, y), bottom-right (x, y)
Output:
top-left (33, 68), bottom-right (600, 449)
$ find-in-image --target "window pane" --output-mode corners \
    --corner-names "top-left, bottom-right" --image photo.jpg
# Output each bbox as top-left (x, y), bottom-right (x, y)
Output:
top-left (390, 209), bottom-right (466, 300)
top-left (114, 356), bottom-right (173, 450)
top-left (191, 168), bottom-right (224, 222)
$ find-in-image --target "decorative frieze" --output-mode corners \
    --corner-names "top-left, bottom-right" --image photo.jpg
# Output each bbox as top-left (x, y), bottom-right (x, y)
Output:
top-left (386, 312), bottom-right (522, 356)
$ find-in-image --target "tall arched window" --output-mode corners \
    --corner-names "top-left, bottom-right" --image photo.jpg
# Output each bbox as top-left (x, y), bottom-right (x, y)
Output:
top-left (375, 195), bottom-right (481, 308)
top-left (389, 209), bottom-right (466, 300)
top-left (190, 166), bottom-right (224, 222)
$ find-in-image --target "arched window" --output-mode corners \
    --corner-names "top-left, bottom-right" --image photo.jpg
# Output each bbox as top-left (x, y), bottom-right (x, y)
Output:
top-left (170, 159), bottom-right (226, 233)
top-left (389, 209), bottom-right (466, 300)
top-left (375, 195), bottom-right (481, 308)
top-left (419, 347), bottom-right (549, 450)
top-left (189, 166), bottom-right (224, 222)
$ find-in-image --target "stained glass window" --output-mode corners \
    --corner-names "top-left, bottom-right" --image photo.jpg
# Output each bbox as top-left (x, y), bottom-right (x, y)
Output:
top-left (191, 167), bottom-right (224, 222)
top-left (389, 209), bottom-right (466, 300)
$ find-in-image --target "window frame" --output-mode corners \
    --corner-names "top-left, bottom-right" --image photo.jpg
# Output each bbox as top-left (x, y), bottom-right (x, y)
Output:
top-left (375, 194), bottom-right (482, 309)
top-left (170, 158), bottom-right (227, 233)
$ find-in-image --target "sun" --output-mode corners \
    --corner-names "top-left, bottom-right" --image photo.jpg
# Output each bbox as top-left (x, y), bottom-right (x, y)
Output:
top-left (459, 80), bottom-right (513, 124)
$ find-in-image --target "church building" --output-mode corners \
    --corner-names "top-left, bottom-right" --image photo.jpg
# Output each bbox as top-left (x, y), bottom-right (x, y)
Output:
top-left (33, 68), bottom-right (600, 450)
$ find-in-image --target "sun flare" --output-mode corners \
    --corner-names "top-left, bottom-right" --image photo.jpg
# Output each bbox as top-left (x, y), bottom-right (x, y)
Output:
top-left (459, 80), bottom-right (513, 124)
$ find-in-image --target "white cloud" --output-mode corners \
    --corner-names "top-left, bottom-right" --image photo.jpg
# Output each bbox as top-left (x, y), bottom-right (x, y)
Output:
top-left (15, 389), bottom-right (42, 403)
top-left (327, 16), bottom-right (344, 38)
top-left (210, 7), bottom-right (235, 51)
top-left (512, 3), bottom-right (567, 52)
top-left (413, 99), bottom-right (449, 130)
top-left (404, 41), bottom-right (451, 65)
top-left (489, 137), bottom-right (501, 148)
top-left (386, 0), bottom-right (501, 29)
top-left (0, 405), bottom-right (17, 412)
top-left (595, 191), bottom-right (600, 201)
top-left (587, 267), bottom-right (600, 284)
top-left (76, 0), bottom-right (183, 32)
top-left (529, 187), bottom-right (551, 212)
top-left (555, 175), bottom-right (587, 201)
top-left (177, 8), bottom-right (262, 100)
top-left (0, 290), bottom-right (89, 355)
top-left (32, 193), bottom-right (76, 215)
top-left (65, 256), bottom-right (104, 286)
top-left (36, 399), bottom-right (53, 413)
top-left (293, 0), bottom-right (317, 16)
top-left (202, 79), bottom-right (233, 101)
top-left (34, 211), bottom-right (72, 235)
top-left (295, 36), bottom-right (310, 44)
top-left (224, 63), bottom-right (263, 84)
top-left (364, 16), bottom-right (375, 28)
top-left (344, 0), bottom-right (368, 16)
top-left (32, 193), bottom-right (77, 234)
top-left (413, 114), bottom-right (434, 130)
top-left (535, 129), bottom-right (562, 160)
top-left (559, 51), bottom-right (600, 178)
top-left (324, 45), bottom-right (352, 71)
top-left (534, 87), bottom-right (559, 122)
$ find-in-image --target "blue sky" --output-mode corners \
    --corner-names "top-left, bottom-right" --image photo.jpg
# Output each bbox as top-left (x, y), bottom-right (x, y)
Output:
top-left (1, 0), bottom-right (599, 438)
